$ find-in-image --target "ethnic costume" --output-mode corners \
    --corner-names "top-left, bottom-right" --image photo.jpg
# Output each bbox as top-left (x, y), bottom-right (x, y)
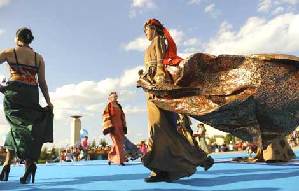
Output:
top-left (102, 102), bottom-right (127, 164)
top-left (142, 19), bottom-right (214, 181)
top-left (2, 49), bottom-right (53, 161)
top-left (143, 97), bottom-right (213, 181)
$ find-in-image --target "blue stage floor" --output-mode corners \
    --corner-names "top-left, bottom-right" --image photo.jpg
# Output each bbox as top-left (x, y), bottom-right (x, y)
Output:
top-left (1, 150), bottom-right (299, 191)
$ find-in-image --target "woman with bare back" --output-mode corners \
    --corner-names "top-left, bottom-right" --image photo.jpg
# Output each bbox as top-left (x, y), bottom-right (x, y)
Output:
top-left (0, 28), bottom-right (53, 184)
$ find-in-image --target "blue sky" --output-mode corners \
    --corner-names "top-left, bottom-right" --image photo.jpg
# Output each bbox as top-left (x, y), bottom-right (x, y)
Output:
top-left (0, 0), bottom-right (298, 146)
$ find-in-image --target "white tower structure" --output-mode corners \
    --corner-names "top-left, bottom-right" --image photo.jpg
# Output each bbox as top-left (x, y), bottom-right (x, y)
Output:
top-left (70, 115), bottom-right (82, 146)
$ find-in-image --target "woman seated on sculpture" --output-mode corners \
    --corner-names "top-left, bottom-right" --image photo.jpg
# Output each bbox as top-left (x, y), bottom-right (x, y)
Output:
top-left (142, 18), bottom-right (183, 85)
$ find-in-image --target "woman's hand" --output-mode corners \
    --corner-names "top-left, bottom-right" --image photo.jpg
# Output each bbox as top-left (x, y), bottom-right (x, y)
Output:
top-left (148, 66), bottom-right (156, 78)
top-left (47, 102), bottom-right (54, 109)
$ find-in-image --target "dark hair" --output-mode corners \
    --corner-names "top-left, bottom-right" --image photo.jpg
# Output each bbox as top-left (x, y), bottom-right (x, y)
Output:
top-left (16, 27), bottom-right (34, 44)
top-left (144, 19), bottom-right (164, 36)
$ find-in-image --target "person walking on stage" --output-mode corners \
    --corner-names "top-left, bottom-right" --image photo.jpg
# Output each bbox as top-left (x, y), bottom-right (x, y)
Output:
top-left (0, 27), bottom-right (53, 184)
top-left (102, 92), bottom-right (127, 166)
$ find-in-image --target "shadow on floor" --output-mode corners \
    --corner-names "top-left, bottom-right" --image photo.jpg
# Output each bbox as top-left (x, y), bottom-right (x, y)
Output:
top-left (0, 172), bottom-right (148, 191)
top-left (178, 169), bottom-right (299, 187)
top-left (132, 188), bottom-right (279, 191)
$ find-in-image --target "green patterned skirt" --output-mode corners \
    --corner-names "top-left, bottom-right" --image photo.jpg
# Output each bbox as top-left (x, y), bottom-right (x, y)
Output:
top-left (1, 81), bottom-right (53, 161)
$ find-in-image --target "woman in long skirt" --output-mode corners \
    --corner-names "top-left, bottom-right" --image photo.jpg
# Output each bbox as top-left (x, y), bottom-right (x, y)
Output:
top-left (0, 28), bottom-right (53, 184)
top-left (102, 92), bottom-right (127, 166)
top-left (142, 19), bottom-right (214, 182)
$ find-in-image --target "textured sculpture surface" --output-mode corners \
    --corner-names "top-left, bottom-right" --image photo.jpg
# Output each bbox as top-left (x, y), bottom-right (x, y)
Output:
top-left (138, 53), bottom-right (299, 148)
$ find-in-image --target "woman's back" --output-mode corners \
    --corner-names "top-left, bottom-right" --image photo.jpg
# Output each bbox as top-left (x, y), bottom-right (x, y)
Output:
top-left (5, 46), bottom-right (41, 85)
top-left (8, 47), bottom-right (40, 66)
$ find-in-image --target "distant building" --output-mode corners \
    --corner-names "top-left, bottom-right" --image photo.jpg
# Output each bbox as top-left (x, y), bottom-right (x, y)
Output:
top-left (71, 115), bottom-right (82, 146)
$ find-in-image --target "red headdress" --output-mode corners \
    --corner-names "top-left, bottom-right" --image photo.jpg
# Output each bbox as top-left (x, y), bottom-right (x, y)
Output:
top-left (145, 19), bottom-right (183, 65)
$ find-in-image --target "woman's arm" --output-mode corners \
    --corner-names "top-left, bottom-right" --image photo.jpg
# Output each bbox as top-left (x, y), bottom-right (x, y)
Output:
top-left (37, 55), bottom-right (53, 108)
top-left (154, 36), bottom-right (165, 65)
top-left (153, 36), bottom-right (167, 82)
top-left (0, 49), bottom-right (10, 64)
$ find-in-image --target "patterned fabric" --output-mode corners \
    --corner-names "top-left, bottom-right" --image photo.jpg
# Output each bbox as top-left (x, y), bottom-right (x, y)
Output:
top-left (8, 48), bottom-right (38, 85)
top-left (2, 81), bottom-right (53, 161)
top-left (9, 63), bottom-right (38, 85)
top-left (102, 102), bottom-right (127, 135)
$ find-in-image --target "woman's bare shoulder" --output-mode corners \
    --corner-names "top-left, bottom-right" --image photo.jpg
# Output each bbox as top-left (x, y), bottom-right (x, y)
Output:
top-left (0, 48), bottom-right (14, 61)
top-left (35, 52), bottom-right (44, 65)
top-left (1, 48), bottom-right (14, 54)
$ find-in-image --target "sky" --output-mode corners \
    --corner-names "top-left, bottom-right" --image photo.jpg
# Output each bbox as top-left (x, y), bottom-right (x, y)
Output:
top-left (0, 0), bottom-right (298, 147)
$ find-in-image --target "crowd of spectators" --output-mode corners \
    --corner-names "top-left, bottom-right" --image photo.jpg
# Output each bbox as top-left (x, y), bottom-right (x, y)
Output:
top-left (208, 140), bottom-right (257, 154)
top-left (1, 130), bottom-right (298, 164)
top-left (58, 139), bottom-right (148, 163)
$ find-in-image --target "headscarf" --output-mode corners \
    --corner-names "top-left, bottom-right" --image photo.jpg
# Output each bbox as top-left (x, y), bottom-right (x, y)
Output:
top-left (145, 18), bottom-right (183, 65)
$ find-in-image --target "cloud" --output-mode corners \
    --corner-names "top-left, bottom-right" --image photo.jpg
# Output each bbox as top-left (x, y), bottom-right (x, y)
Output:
top-left (205, 13), bottom-right (299, 55)
top-left (0, 29), bottom-right (5, 41)
top-left (169, 29), bottom-right (184, 45)
top-left (204, 3), bottom-right (215, 13)
top-left (50, 66), bottom-right (146, 145)
top-left (204, 3), bottom-right (221, 18)
top-left (129, 0), bottom-right (156, 18)
top-left (188, 0), bottom-right (201, 5)
top-left (258, 0), bottom-right (272, 12)
top-left (278, 0), bottom-right (299, 5)
top-left (258, 0), bottom-right (299, 14)
top-left (120, 65), bottom-right (144, 87)
top-left (50, 65), bottom-right (143, 120)
top-left (131, 0), bottom-right (155, 8)
top-left (0, 64), bottom-right (145, 147)
top-left (46, 65), bottom-right (146, 146)
top-left (0, 0), bottom-right (11, 8)
top-left (183, 38), bottom-right (200, 47)
top-left (124, 36), bottom-right (149, 52)
top-left (272, 6), bottom-right (285, 15)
